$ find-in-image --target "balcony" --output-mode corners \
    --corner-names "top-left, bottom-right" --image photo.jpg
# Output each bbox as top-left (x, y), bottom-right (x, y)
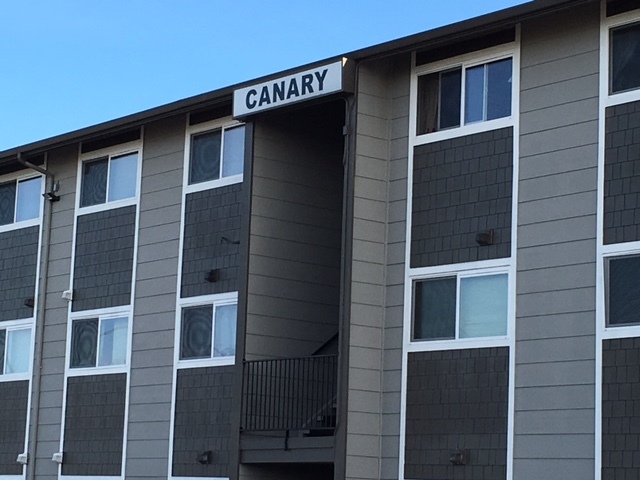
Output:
top-left (240, 354), bottom-right (338, 464)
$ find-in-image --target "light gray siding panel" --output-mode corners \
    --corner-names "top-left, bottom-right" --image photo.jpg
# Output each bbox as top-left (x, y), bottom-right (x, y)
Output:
top-left (125, 115), bottom-right (183, 480)
top-left (514, 4), bottom-right (599, 478)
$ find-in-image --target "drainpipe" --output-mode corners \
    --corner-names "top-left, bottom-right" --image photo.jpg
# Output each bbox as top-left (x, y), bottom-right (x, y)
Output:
top-left (22, 151), bottom-right (56, 480)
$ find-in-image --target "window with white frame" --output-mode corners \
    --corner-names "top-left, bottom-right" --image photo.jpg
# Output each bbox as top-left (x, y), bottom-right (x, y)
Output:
top-left (412, 271), bottom-right (509, 341)
top-left (187, 121), bottom-right (245, 189)
top-left (610, 21), bottom-right (640, 95)
top-left (179, 293), bottom-right (237, 364)
top-left (0, 175), bottom-right (42, 227)
top-left (416, 56), bottom-right (513, 135)
top-left (605, 254), bottom-right (640, 327)
top-left (0, 325), bottom-right (32, 376)
top-left (69, 314), bottom-right (129, 369)
top-left (79, 150), bottom-right (139, 208)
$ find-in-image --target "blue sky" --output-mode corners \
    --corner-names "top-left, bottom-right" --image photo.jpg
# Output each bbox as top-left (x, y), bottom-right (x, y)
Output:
top-left (0, 0), bottom-right (528, 152)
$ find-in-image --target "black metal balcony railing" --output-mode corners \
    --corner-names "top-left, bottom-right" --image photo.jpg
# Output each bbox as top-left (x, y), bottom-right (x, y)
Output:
top-left (241, 355), bottom-right (338, 432)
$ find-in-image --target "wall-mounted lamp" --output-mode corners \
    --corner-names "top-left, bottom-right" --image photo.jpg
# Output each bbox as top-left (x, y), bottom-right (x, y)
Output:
top-left (16, 453), bottom-right (28, 465)
top-left (449, 449), bottom-right (469, 466)
top-left (197, 450), bottom-right (212, 465)
top-left (51, 452), bottom-right (63, 464)
top-left (61, 290), bottom-right (73, 301)
top-left (43, 181), bottom-right (60, 202)
top-left (475, 229), bottom-right (494, 246)
top-left (24, 298), bottom-right (35, 309)
top-left (205, 270), bottom-right (218, 283)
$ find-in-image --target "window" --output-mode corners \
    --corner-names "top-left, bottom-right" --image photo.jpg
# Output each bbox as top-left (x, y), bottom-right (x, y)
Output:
top-left (179, 297), bottom-right (237, 363)
top-left (188, 124), bottom-right (245, 187)
top-left (0, 327), bottom-right (32, 376)
top-left (606, 255), bottom-right (640, 326)
top-left (417, 57), bottom-right (512, 135)
top-left (80, 151), bottom-right (138, 208)
top-left (0, 176), bottom-right (42, 226)
top-left (413, 273), bottom-right (508, 341)
top-left (70, 315), bottom-right (128, 369)
top-left (610, 22), bottom-right (640, 94)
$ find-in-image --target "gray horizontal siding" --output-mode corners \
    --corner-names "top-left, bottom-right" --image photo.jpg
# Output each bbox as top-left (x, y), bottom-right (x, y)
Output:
top-left (514, 4), bottom-right (599, 479)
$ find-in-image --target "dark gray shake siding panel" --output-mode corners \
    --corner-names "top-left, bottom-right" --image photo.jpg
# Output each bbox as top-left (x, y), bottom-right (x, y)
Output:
top-left (404, 347), bottom-right (509, 480)
top-left (0, 380), bottom-right (29, 475)
top-left (604, 100), bottom-right (640, 244)
top-left (0, 226), bottom-right (39, 321)
top-left (411, 127), bottom-right (512, 268)
top-left (72, 205), bottom-right (136, 311)
top-left (516, 4), bottom-right (599, 479)
top-left (172, 366), bottom-right (234, 477)
top-left (181, 184), bottom-right (242, 298)
top-left (62, 373), bottom-right (126, 476)
top-left (602, 338), bottom-right (640, 479)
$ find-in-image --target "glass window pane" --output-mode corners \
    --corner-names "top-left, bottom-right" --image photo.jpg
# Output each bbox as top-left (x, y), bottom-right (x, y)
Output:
top-left (214, 304), bottom-right (237, 357)
top-left (108, 153), bottom-right (138, 202)
top-left (0, 182), bottom-right (16, 225)
top-left (609, 256), bottom-right (640, 325)
top-left (98, 317), bottom-right (128, 366)
top-left (16, 177), bottom-right (42, 222)
top-left (222, 126), bottom-right (245, 178)
top-left (487, 58), bottom-right (512, 120)
top-left (190, 131), bottom-right (221, 184)
top-left (465, 64), bottom-right (486, 124)
top-left (459, 274), bottom-right (508, 338)
top-left (5, 328), bottom-right (31, 374)
top-left (181, 306), bottom-right (213, 359)
top-left (71, 318), bottom-right (98, 368)
top-left (414, 277), bottom-right (456, 340)
top-left (439, 69), bottom-right (462, 130)
top-left (0, 330), bottom-right (5, 374)
top-left (417, 73), bottom-right (440, 134)
top-left (611, 23), bottom-right (640, 94)
top-left (80, 158), bottom-right (108, 207)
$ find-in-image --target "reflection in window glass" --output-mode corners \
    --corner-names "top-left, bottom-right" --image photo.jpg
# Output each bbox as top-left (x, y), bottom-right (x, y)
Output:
top-left (181, 306), bottom-right (213, 359)
top-left (611, 23), bottom-right (640, 94)
top-left (465, 65), bottom-right (486, 124)
top-left (414, 277), bottom-right (456, 340)
top-left (71, 318), bottom-right (98, 368)
top-left (108, 153), bottom-right (138, 202)
top-left (98, 317), bottom-right (128, 366)
top-left (190, 131), bottom-right (222, 185)
top-left (5, 328), bottom-right (31, 374)
top-left (0, 330), bottom-right (5, 373)
top-left (222, 126), bottom-right (245, 178)
top-left (214, 304), bottom-right (237, 357)
top-left (0, 182), bottom-right (16, 225)
top-left (16, 177), bottom-right (42, 222)
top-left (439, 69), bottom-right (462, 130)
top-left (459, 274), bottom-right (508, 338)
top-left (608, 255), bottom-right (640, 326)
top-left (487, 58), bottom-right (512, 120)
top-left (81, 158), bottom-right (108, 207)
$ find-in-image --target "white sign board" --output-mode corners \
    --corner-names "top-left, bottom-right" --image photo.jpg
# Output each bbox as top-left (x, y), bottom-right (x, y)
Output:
top-left (233, 60), bottom-right (344, 117)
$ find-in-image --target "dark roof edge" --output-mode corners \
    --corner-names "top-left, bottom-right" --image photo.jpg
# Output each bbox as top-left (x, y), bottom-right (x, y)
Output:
top-left (0, 0), bottom-right (596, 163)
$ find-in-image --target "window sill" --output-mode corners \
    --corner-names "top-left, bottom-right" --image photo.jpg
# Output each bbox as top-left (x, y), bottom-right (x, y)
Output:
top-left (0, 217), bottom-right (40, 235)
top-left (407, 335), bottom-right (510, 352)
top-left (176, 356), bottom-right (235, 369)
top-left (184, 174), bottom-right (243, 195)
top-left (76, 196), bottom-right (137, 216)
top-left (413, 116), bottom-right (513, 147)
top-left (66, 364), bottom-right (128, 377)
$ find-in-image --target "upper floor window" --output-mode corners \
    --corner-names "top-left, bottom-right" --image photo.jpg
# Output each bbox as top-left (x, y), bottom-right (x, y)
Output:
top-left (606, 254), bottom-right (640, 327)
top-left (0, 176), bottom-right (42, 227)
top-left (417, 57), bottom-right (513, 135)
top-left (69, 313), bottom-right (129, 371)
top-left (0, 326), bottom-right (32, 377)
top-left (80, 151), bottom-right (138, 208)
top-left (186, 119), bottom-right (245, 191)
top-left (412, 270), bottom-right (509, 342)
top-left (178, 292), bottom-right (237, 366)
top-left (610, 22), bottom-right (640, 94)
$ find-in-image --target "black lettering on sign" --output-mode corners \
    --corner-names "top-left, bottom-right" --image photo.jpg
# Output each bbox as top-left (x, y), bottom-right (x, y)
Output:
top-left (259, 86), bottom-right (271, 107)
top-left (246, 89), bottom-right (258, 109)
top-left (315, 69), bottom-right (328, 91)
top-left (301, 74), bottom-right (314, 95)
top-left (287, 78), bottom-right (300, 99)
top-left (272, 81), bottom-right (286, 103)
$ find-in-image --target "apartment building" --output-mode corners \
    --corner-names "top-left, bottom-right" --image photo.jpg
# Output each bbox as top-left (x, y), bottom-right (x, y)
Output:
top-left (1, 0), bottom-right (639, 479)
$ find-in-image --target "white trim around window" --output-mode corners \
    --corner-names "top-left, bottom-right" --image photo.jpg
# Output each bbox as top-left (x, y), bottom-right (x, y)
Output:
top-left (411, 43), bottom-right (517, 146)
top-left (0, 170), bottom-right (44, 234)
top-left (183, 116), bottom-right (245, 195)
top-left (0, 318), bottom-right (34, 382)
top-left (75, 140), bottom-right (142, 215)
